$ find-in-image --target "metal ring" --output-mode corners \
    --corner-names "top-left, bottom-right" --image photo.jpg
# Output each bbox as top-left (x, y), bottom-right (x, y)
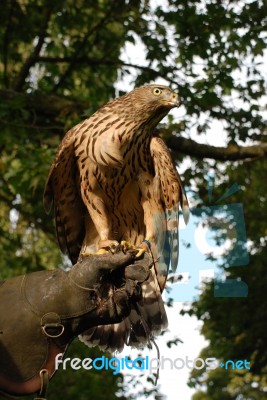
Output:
top-left (41, 323), bottom-right (64, 338)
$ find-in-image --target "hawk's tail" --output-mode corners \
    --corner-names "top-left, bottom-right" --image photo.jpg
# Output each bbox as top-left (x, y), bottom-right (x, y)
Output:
top-left (79, 265), bottom-right (167, 353)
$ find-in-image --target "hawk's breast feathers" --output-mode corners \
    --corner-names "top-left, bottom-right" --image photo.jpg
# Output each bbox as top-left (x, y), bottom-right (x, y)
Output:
top-left (44, 85), bottom-right (189, 351)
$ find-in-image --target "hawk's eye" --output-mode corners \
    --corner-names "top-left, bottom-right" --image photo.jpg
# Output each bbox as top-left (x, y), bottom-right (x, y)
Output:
top-left (153, 88), bottom-right (162, 96)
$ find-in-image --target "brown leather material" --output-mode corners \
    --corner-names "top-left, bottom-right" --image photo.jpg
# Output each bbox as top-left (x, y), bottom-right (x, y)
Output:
top-left (0, 344), bottom-right (59, 395)
top-left (0, 251), bottom-right (150, 397)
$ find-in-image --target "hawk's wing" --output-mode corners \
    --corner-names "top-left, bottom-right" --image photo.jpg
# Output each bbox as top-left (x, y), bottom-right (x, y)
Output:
top-left (150, 136), bottom-right (189, 283)
top-left (43, 129), bottom-right (88, 264)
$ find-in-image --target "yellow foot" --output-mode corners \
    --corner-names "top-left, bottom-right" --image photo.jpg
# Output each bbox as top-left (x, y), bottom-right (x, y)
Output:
top-left (79, 250), bottom-right (93, 263)
top-left (120, 240), bottom-right (151, 258)
top-left (80, 240), bottom-right (120, 258)
top-left (120, 241), bottom-right (136, 252)
top-left (98, 239), bottom-right (120, 254)
top-left (80, 248), bottom-right (112, 257)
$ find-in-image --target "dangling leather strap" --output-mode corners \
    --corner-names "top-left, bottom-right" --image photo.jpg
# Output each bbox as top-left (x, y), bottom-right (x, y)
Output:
top-left (34, 369), bottom-right (49, 400)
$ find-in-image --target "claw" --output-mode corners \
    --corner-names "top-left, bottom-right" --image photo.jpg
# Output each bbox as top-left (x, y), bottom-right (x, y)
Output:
top-left (135, 247), bottom-right (146, 258)
top-left (120, 240), bottom-right (136, 252)
top-left (80, 249), bottom-right (108, 259)
top-left (80, 240), bottom-right (120, 258)
top-left (98, 239), bottom-right (120, 254)
top-left (80, 251), bottom-right (94, 257)
top-left (136, 239), bottom-right (152, 258)
top-left (120, 240), bottom-right (151, 258)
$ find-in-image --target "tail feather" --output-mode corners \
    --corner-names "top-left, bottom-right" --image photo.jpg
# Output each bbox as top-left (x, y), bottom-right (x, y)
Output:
top-left (79, 263), bottom-right (167, 353)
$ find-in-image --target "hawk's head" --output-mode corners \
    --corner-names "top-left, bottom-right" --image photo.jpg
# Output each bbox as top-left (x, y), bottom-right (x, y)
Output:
top-left (139, 84), bottom-right (180, 108)
top-left (115, 84), bottom-right (180, 123)
top-left (128, 84), bottom-right (179, 109)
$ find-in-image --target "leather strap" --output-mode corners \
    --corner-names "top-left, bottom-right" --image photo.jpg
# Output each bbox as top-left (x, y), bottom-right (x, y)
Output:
top-left (34, 369), bottom-right (49, 400)
top-left (0, 342), bottom-right (62, 396)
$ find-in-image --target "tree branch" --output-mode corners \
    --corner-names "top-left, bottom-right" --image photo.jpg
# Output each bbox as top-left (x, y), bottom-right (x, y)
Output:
top-left (0, 89), bottom-right (88, 119)
top-left (37, 56), bottom-right (170, 79)
top-left (162, 134), bottom-right (267, 161)
top-left (2, 88), bottom-right (266, 162)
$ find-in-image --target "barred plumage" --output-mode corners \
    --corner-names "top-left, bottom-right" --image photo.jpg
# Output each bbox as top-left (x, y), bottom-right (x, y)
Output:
top-left (44, 84), bottom-right (189, 352)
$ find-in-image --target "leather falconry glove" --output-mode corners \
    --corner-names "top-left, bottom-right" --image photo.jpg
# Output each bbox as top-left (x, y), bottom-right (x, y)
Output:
top-left (0, 251), bottom-right (151, 400)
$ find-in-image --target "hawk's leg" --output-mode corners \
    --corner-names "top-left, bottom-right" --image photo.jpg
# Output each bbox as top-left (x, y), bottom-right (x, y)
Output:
top-left (80, 184), bottom-right (119, 255)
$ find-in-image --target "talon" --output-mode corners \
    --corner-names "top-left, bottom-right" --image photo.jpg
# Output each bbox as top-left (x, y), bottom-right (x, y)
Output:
top-left (119, 240), bottom-right (151, 258)
top-left (135, 240), bottom-right (151, 258)
top-left (96, 248), bottom-right (110, 255)
top-left (99, 239), bottom-right (120, 254)
top-left (135, 248), bottom-right (146, 258)
top-left (80, 251), bottom-right (94, 258)
top-left (80, 248), bottom-right (111, 257)
top-left (120, 240), bottom-right (136, 252)
top-left (120, 241), bottom-right (144, 257)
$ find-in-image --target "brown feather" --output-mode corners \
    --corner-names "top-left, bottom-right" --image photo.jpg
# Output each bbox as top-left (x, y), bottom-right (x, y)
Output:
top-left (44, 85), bottom-right (189, 352)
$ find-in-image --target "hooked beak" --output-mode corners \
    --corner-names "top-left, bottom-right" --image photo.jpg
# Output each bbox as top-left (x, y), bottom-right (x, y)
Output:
top-left (171, 93), bottom-right (181, 107)
top-left (164, 92), bottom-right (181, 108)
